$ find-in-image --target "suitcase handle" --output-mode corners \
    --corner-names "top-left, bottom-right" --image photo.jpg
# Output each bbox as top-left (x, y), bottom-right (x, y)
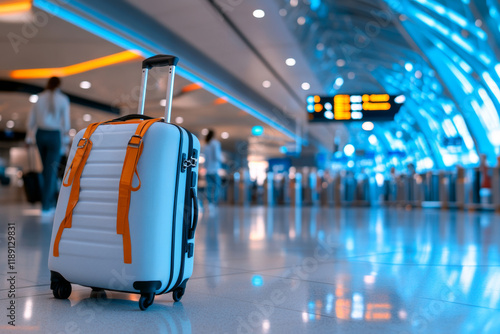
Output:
top-left (106, 114), bottom-right (157, 123)
top-left (188, 188), bottom-right (198, 239)
top-left (142, 55), bottom-right (179, 69)
top-left (138, 55), bottom-right (178, 122)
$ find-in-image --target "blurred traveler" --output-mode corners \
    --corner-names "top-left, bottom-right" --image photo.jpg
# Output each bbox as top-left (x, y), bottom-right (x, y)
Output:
top-left (480, 154), bottom-right (491, 189)
top-left (26, 76), bottom-right (70, 217)
top-left (479, 154), bottom-right (492, 204)
top-left (203, 129), bottom-right (222, 211)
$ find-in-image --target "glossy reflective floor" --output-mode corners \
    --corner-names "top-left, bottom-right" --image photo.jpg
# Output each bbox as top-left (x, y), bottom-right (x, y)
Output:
top-left (1, 203), bottom-right (500, 333)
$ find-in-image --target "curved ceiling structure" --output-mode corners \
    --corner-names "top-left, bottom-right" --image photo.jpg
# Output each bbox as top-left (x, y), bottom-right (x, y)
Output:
top-left (278, 0), bottom-right (500, 170)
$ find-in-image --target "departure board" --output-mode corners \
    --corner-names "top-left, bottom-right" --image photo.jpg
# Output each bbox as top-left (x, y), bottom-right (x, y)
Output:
top-left (307, 94), bottom-right (405, 122)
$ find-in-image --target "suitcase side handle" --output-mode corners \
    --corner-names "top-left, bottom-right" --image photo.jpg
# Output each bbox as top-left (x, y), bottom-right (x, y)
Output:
top-left (188, 188), bottom-right (198, 239)
top-left (142, 55), bottom-right (179, 69)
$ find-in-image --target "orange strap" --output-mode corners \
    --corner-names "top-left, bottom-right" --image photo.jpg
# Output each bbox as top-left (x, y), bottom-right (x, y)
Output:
top-left (53, 122), bottom-right (105, 257)
top-left (117, 118), bottom-right (163, 264)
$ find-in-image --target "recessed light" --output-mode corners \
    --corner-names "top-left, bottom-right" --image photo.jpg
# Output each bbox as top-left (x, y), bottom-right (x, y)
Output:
top-left (395, 95), bottom-right (406, 104)
top-left (253, 9), bottom-right (265, 18)
top-left (285, 58), bottom-right (296, 66)
top-left (336, 59), bottom-right (346, 67)
top-left (262, 80), bottom-right (271, 88)
top-left (335, 77), bottom-right (344, 87)
top-left (415, 70), bottom-right (422, 79)
top-left (160, 99), bottom-right (167, 107)
top-left (290, 0), bottom-right (298, 7)
top-left (79, 81), bottom-right (91, 89)
top-left (344, 144), bottom-right (355, 156)
top-left (316, 43), bottom-right (324, 51)
top-left (405, 62), bottom-right (413, 72)
top-left (69, 129), bottom-right (77, 136)
top-left (6, 120), bottom-right (14, 129)
top-left (83, 114), bottom-right (91, 122)
top-left (369, 134), bottom-right (378, 145)
top-left (279, 9), bottom-right (287, 16)
top-left (301, 82), bottom-right (311, 91)
top-left (175, 116), bottom-right (184, 124)
top-left (297, 16), bottom-right (306, 25)
top-left (348, 72), bottom-right (355, 80)
top-left (201, 128), bottom-right (209, 136)
top-left (29, 95), bottom-right (38, 103)
top-left (221, 132), bottom-right (229, 139)
top-left (362, 121), bottom-right (374, 131)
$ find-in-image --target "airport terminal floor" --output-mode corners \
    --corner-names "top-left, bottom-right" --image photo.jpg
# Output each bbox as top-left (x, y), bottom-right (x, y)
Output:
top-left (2, 202), bottom-right (500, 333)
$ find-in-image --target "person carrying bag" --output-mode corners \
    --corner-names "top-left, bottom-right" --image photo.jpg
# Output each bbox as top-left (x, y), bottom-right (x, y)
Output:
top-left (26, 76), bottom-right (70, 218)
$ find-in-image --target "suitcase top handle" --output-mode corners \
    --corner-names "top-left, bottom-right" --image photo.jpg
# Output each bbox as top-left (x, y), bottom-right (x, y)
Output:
top-left (142, 55), bottom-right (179, 69)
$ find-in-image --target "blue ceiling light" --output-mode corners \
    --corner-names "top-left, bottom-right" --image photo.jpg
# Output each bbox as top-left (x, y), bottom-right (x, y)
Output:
top-left (252, 125), bottom-right (264, 136)
top-left (344, 144), bottom-right (355, 156)
top-left (310, 0), bottom-right (321, 11)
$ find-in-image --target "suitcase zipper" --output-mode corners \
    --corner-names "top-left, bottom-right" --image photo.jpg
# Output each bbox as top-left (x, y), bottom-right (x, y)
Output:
top-left (172, 128), bottom-right (195, 291)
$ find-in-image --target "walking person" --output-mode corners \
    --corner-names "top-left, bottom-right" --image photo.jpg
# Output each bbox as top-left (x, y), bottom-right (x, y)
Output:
top-left (203, 129), bottom-right (222, 212)
top-left (26, 77), bottom-right (70, 218)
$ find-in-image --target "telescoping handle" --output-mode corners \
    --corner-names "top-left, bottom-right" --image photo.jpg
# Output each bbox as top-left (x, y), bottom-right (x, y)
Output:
top-left (137, 55), bottom-right (179, 123)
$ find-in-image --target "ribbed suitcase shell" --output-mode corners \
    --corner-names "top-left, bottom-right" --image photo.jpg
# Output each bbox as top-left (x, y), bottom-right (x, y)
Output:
top-left (48, 121), bottom-right (199, 294)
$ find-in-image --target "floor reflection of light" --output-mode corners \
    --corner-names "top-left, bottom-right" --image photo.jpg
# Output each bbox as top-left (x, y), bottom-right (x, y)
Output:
top-left (346, 237), bottom-right (354, 251)
top-left (364, 275), bottom-right (376, 285)
top-left (335, 298), bottom-right (351, 320)
top-left (326, 293), bottom-right (334, 313)
top-left (459, 267), bottom-right (476, 296)
top-left (463, 244), bottom-right (478, 265)
top-left (262, 319), bottom-right (270, 332)
top-left (459, 245), bottom-right (478, 294)
top-left (375, 217), bottom-right (384, 250)
top-left (252, 275), bottom-right (264, 287)
top-left (250, 216), bottom-right (266, 241)
top-left (485, 272), bottom-right (500, 308)
top-left (351, 293), bottom-right (364, 320)
top-left (417, 243), bottom-right (432, 264)
top-left (447, 270), bottom-right (459, 287)
top-left (302, 311), bottom-right (309, 323)
top-left (365, 303), bottom-right (392, 321)
top-left (441, 246), bottom-right (450, 264)
top-left (23, 299), bottom-right (32, 320)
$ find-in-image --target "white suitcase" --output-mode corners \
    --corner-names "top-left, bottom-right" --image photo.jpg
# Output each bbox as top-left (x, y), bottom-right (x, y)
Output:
top-left (48, 55), bottom-right (200, 310)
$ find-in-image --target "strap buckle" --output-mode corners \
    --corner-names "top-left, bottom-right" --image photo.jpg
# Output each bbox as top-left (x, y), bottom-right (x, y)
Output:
top-left (77, 138), bottom-right (88, 148)
top-left (128, 135), bottom-right (143, 148)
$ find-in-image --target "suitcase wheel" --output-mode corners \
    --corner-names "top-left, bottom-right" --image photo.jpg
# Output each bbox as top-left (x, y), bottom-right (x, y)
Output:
top-left (52, 281), bottom-right (72, 300)
top-left (139, 293), bottom-right (155, 311)
top-left (172, 287), bottom-right (185, 302)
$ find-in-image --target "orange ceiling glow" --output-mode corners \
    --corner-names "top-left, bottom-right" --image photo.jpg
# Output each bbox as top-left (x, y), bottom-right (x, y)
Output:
top-left (0, 0), bottom-right (32, 15)
top-left (10, 50), bottom-right (143, 79)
